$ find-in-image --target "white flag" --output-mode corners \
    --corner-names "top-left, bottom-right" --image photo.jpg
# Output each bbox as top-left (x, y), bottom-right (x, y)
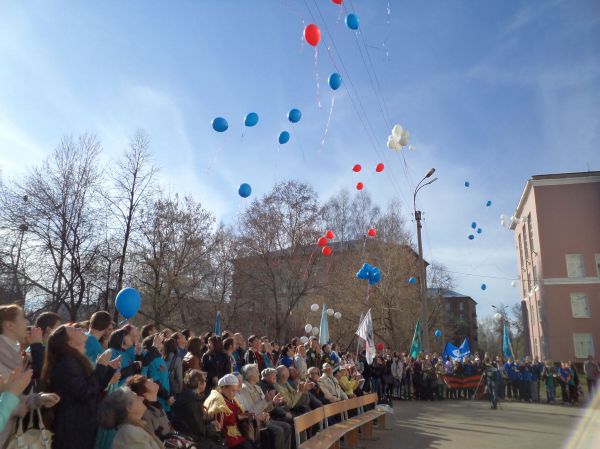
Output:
top-left (355, 309), bottom-right (376, 365)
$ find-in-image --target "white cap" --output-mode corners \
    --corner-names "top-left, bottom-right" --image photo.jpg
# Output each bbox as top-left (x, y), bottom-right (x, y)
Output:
top-left (218, 373), bottom-right (239, 387)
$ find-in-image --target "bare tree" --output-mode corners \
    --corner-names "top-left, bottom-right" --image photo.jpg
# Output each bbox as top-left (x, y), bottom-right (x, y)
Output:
top-left (106, 130), bottom-right (157, 318)
top-left (0, 134), bottom-right (104, 319)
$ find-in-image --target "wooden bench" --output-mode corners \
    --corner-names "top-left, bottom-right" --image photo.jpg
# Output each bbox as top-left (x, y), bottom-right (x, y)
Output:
top-left (294, 393), bottom-right (389, 449)
top-left (293, 407), bottom-right (340, 449)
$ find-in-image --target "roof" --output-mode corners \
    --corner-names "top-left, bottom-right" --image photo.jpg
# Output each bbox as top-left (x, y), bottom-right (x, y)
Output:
top-left (427, 288), bottom-right (477, 304)
top-left (512, 171), bottom-right (600, 228)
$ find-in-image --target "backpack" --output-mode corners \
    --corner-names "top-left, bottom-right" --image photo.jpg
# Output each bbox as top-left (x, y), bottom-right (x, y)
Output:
top-left (6, 409), bottom-right (52, 449)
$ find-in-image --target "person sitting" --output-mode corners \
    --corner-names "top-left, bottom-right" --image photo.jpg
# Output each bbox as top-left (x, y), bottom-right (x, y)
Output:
top-left (274, 365), bottom-right (313, 415)
top-left (336, 365), bottom-right (359, 398)
top-left (318, 363), bottom-right (347, 403)
top-left (126, 375), bottom-right (173, 441)
top-left (237, 364), bottom-right (291, 449)
top-left (204, 374), bottom-right (253, 449)
top-left (307, 367), bottom-right (329, 405)
top-left (171, 369), bottom-right (223, 448)
top-left (99, 387), bottom-right (164, 449)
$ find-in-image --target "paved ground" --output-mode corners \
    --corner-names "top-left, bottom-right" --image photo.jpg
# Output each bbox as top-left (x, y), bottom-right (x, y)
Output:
top-left (361, 399), bottom-right (600, 449)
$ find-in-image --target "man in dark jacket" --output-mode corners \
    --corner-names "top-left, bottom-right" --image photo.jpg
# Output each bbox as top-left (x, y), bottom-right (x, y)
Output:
top-left (245, 335), bottom-right (264, 371)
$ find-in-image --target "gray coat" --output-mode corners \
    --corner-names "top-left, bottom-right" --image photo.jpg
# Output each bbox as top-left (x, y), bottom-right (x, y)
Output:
top-left (112, 423), bottom-right (164, 449)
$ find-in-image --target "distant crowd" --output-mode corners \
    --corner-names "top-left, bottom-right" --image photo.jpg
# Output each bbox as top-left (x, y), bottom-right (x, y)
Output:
top-left (0, 304), bottom-right (598, 449)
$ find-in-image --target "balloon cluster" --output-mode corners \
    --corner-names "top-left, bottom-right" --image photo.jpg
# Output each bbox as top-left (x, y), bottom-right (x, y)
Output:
top-left (351, 163), bottom-right (384, 191)
top-left (356, 263), bottom-right (382, 285)
top-left (317, 230), bottom-right (335, 256)
top-left (387, 124), bottom-right (414, 151)
top-left (467, 221), bottom-right (483, 240)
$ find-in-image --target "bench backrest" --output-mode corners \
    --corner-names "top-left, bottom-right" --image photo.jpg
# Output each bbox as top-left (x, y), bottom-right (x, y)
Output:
top-left (360, 393), bottom-right (378, 407)
top-left (323, 400), bottom-right (349, 419)
top-left (294, 407), bottom-right (326, 433)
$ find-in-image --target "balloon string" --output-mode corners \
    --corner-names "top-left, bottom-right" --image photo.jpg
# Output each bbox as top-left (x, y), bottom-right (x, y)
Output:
top-left (314, 47), bottom-right (321, 108)
top-left (205, 134), bottom-right (229, 174)
top-left (320, 95), bottom-right (335, 149)
top-left (364, 284), bottom-right (371, 304)
top-left (303, 250), bottom-right (317, 281)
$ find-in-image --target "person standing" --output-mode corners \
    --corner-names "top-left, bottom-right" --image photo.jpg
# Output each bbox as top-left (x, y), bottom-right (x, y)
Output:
top-left (583, 355), bottom-right (599, 398)
top-left (202, 336), bottom-right (231, 390)
top-left (483, 355), bottom-right (499, 409)
top-left (558, 361), bottom-right (571, 404)
top-left (85, 312), bottom-right (114, 366)
top-left (542, 360), bottom-right (557, 403)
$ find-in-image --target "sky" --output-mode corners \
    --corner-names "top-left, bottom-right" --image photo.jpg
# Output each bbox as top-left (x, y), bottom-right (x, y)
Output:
top-left (1, 0), bottom-right (599, 318)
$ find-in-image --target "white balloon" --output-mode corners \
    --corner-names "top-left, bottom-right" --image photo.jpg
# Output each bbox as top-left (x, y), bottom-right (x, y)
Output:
top-left (334, 312), bottom-right (342, 320)
top-left (310, 304), bottom-right (319, 312)
top-left (311, 327), bottom-right (319, 336)
top-left (494, 313), bottom-right (502, 322)
top-left (327, 308), bottom-right (334, 316)
top-left (399, 136), bottom-right (409, 147)
top-left (300, 336), bottom-right (309, 344)
top-left (511, 281), bottom-right (516, 287)
top-left (408, 145), bottom-right (416, 151)
top-left (304, 324), bottom-right (313, 333)
top-left (500, 214), bottom-right (506, 220)
top-left (387, 135), bottom-right (402, 150)
top-left (392, 124), bottom-right (403, 139)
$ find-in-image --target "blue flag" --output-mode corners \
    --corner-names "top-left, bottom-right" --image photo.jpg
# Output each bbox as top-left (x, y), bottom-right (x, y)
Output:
top-left (443, 337), bottom-right (471, 361)
top-left (503, 323), bottom-right (514, 360)
top-left (215, 311), bottom-right (222, 336)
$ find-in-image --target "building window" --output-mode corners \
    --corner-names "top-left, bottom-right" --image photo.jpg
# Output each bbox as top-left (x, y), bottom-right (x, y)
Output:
top-left (532, 265), bottom-right (538, 288)
top-left (527, 213), bottom-right (535, 252)
top-left (523, 231), bottom-right (529, 262)
top-left (518, 235), bottom-right (525, 268)
top-left (573, 333), bottom-right (595, 358)
top-left (526, 270), bottom-right (531, 294)
top-left (570, 293), bottom-right (590, 318)
top-left (459, 302), bottom-right (464, 311)
top-left (595, 254), bottom-right (600, 277)
top-left (445, 303), bottom-right (451, 312)
top-left (566, 254), bottom-right (585, 278)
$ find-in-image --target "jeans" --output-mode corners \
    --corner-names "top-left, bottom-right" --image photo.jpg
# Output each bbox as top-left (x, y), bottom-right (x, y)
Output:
top-left (486, 377), bottom-right (498, 408)
top-left (371, 377), bottom-right (382, 401)
top-left (546, 383), bottom-right (555, 402)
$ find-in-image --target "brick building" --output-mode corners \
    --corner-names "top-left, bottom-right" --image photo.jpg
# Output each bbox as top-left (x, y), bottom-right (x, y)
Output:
top-left (429, 288), bottom-right (478, 353)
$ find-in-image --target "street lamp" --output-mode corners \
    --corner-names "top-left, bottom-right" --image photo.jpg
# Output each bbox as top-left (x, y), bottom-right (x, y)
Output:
top-left (413, 168), bottom-right (437, 353)
top-left (492, 304), bottom-right (509, 356)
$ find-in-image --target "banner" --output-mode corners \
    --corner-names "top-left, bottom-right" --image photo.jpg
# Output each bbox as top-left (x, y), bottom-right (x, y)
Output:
top-left (409, 320), bottom-right (422, 359)
top-left (442, 374), bottom-right (483, 390)
top-left (355, 309), bottom-right (375, 364)
top-left (319, 304), bottom-right (330, 345)
top-left (503, 323), bottom-right (515, 360)
top-left (443, 337), bottom-right (471, 361)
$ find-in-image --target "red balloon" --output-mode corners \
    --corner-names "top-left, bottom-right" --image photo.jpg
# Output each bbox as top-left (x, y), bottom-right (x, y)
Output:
top-left (317, 237), bottom-right (327, 247)
top-left (352, 164), bottom-right (362, 172)
top-left (325, 230), bottom-right (335, 239)
top-left (368, 228), bottom-right (377, 237)
top-left (376, 163), bottom-right (384, 173)
top-left (332, 0), bottom-right (343, 4)
top-left (304, 24), bottom-right (321, 47)
top-left (356, 182), bottom-right (364, 190)
top-left (322, 246), bottom-right (332, 256)
top-left (376, 342), bottom-right (384, 351)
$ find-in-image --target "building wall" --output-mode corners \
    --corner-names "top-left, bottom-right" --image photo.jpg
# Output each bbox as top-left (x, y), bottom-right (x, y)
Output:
top-left (513, 174), bottom-right (600, 362)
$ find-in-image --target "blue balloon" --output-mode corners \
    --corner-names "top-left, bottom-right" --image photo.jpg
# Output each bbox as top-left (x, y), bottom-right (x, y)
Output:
top-left (328, 73), bottom-right (342, 90)
top-left (288, 108), bottom-right (302, 123)
top-left (356, 263), bottom-right (374, 281)
top-left (345, 13), bottom-right (359, 30)
top-left (477, 228), bottom-right (482, 234)
top-left (468, 234), bottom-right (475, 240)
top-left (212, 117), bottom-right (228, 132)
top-left (471, 222), bottom-right (477, 229)
top-left (409, 276), bottom-right (416, 284)
top-left (278, 131), bottom-right (290, 144)
top-left (369, 267), bottom-right (382, 285)
top-left (244, 112), bottom-right (259, 127)
top-left (481, 284), bottom-right (487, 291)
top-left (434, 329), bottom-right (442, 338)
top-left (238, 183), bottom-right (252, 198)
top-left (115, 287), bottom-right (141, 319)
top-left (486, 200), bottom-right (492, 207)
top-left (464, 181), bottom-right (470, 187)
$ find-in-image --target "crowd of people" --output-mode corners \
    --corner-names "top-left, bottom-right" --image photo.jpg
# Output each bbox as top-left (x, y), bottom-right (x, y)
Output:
top-left (0, 304), bottom-right (598, 449)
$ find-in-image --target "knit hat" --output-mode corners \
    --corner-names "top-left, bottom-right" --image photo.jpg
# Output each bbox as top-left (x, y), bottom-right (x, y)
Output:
top-left (261, 368), bottom-right (277, 379)
top-left (218, 373), bottom-right (239, 387)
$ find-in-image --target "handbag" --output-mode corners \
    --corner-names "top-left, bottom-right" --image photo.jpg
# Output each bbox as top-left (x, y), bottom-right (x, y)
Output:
top-left (237, 415), bottom-right (259, 442)
top-left (164, 433), bottom-right (199, 449)
top-left (5, 408), bottom-right (52, 449)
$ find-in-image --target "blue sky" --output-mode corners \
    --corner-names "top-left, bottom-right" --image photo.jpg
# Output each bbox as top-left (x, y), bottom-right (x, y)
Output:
top-left (1, 0), bottom-right (599, 318)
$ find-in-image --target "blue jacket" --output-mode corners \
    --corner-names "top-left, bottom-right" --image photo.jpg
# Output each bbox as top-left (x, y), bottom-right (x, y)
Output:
top-left (505, 362), bottom-right (518, 381)
top-left (143, 353), bottom-right (171, 411)
top-left (85, 333), bottom-right (104, 366)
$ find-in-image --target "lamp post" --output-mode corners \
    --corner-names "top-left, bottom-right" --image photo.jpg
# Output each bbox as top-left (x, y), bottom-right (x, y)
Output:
top-left (413, 168), bottom-right (437, 353)
top-left (492, 304), bottom-right (509, 357)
